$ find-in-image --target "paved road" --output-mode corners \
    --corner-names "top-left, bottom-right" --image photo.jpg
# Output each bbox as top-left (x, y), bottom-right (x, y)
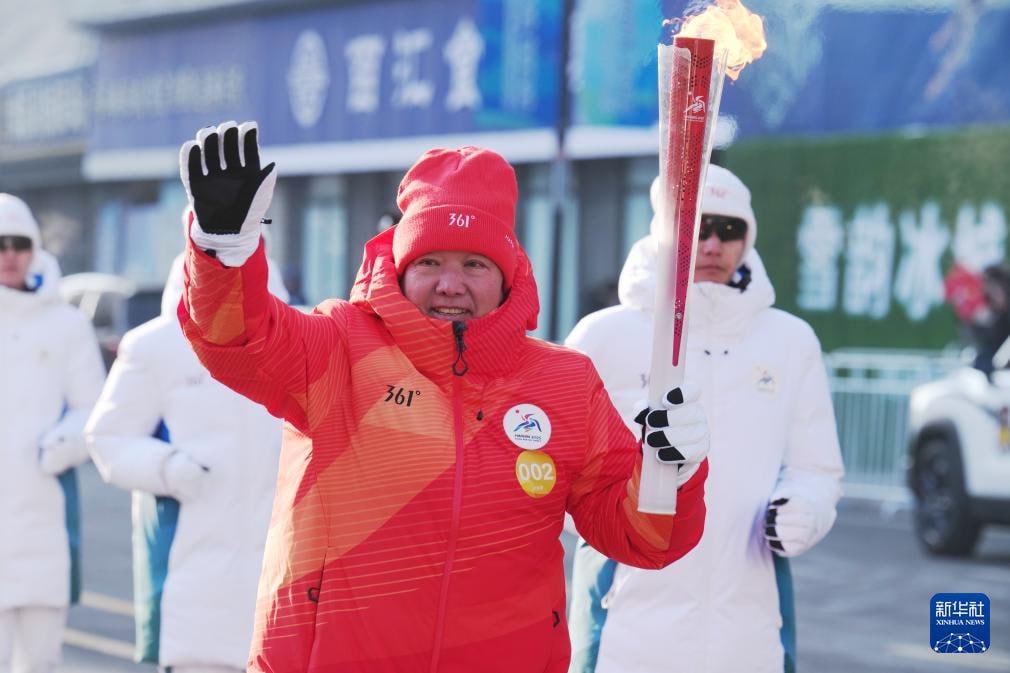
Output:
top-left (60, 464), bottom-right (1009, 671)
top-left (793, 499), bottom-right (1010, 673)
top-left (62, 464), bottom-right (147, 672)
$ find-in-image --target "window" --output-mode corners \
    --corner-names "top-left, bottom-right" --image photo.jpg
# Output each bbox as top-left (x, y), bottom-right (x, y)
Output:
top-left (623, 157), bottom-right (655, 256)
top-left (519, 162), bottom-right (579, 342)
top-left (302, 176), bottom-right (349, 305)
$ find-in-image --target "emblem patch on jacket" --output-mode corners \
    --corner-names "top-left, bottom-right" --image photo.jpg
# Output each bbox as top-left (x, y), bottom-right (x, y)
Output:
top-left (504, 403), bottom-right (552, 450)
top-left (754, 366), bottom-right (777, 394)
top-left (515, 451), bottom-right (556, 498)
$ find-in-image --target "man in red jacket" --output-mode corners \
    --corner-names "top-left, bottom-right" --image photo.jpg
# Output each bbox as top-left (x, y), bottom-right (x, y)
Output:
top-left (176, 121), bottom-right (709, 673)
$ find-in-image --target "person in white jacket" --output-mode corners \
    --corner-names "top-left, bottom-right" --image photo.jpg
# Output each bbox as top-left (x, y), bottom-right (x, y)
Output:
top-left (0, 194), bottom-right (106, 673)
top-left (85, 219), bottom-right (288, 673)
top-left (565, 166), bottom-right (844, 673)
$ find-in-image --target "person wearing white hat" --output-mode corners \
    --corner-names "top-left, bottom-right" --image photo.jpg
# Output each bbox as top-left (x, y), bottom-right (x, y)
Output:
top-left (0, 194), bottom-right (106, 673)
top-left (85, 208), bottom-right (289, 673)
top-left (565, 166), bottom-right (845, 673)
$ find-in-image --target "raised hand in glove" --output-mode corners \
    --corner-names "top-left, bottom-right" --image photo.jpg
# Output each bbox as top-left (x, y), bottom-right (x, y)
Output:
top-left (764, 494), bottom-right (837, 558)
top-left (634, 384), bottom-right (709, 488)
top-left (180, 120), bottom-right (276, 266)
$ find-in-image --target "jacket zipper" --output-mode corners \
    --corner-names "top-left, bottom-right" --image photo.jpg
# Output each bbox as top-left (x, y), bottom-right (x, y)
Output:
top-left (430, 325), bottom-right (468, 672)
top-left (451, 321), bottom-right (469, 376)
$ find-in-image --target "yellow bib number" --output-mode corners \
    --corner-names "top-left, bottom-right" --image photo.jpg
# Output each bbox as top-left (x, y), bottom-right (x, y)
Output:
top-left (515, 452), bottom-right (557, 498)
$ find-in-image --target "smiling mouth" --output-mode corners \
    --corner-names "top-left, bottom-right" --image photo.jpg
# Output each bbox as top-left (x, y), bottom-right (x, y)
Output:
top-left (429, 307), bottom-right (471, 320)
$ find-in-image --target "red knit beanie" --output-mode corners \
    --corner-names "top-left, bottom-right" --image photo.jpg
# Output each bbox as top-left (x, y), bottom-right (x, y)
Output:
top-left (392, 146), bottom-right (519, 288)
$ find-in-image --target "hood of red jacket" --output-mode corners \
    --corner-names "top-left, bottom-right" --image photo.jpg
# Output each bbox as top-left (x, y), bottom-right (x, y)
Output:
top-left (349, 226), bottom-right (540, 380)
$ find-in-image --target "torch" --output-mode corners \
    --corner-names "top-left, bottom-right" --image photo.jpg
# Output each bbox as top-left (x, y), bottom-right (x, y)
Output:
top-left (638, 1), bottom-right (766, 515)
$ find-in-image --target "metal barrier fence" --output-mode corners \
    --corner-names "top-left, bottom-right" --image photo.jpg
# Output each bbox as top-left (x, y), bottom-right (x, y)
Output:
top-left (823, 348), bottom-right (964, 501)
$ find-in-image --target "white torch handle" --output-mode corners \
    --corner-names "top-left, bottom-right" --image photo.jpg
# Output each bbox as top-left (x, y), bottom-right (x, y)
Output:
top-left (638, 230), bottom-right (688, 514)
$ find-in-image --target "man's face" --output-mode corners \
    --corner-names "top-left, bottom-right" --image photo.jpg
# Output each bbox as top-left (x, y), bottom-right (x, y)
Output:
top-left (693, 214), bottom-right (747, 285)
top-left (402, 250), bottom-right (505, 320)
top-left (0, 235), bottom-right (33, 290)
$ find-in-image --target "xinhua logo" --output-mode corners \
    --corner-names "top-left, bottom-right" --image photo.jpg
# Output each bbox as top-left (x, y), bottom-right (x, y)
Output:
top-left (930, 593), bottom-right (989, 654)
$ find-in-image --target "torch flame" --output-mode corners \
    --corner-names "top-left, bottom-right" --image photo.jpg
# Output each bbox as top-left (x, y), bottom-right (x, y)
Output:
top-left (678, 0), bottom-right (767, 81)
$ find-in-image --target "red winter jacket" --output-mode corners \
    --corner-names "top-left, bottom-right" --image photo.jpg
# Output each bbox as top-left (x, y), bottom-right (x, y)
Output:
top-left (179, 227), bottom-right (706, 673)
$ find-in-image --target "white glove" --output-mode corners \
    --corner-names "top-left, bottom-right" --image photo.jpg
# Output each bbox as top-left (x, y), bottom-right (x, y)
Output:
top-left (161, 450), bottom-right (210, 502)
top-left (38, 428), bottom-right (88, 475)
top-left (180, 120), bottom-right (275, 267)
top-left (764, 493), bottom-right (838, 557)
top-left (634, 384), bottom-right (709, 488)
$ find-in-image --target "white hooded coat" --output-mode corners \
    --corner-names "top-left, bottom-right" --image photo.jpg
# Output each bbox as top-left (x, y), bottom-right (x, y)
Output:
top-left (85, 252), bottom-right (287, 668)
top-left (565, 235), bottom-right (844, 673)
top-left (0, 249), bottom-right (105, 611)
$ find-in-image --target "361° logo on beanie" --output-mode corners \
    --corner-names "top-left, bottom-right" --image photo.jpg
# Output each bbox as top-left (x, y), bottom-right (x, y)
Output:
top-left (449, 213), bottom-right (476, 228)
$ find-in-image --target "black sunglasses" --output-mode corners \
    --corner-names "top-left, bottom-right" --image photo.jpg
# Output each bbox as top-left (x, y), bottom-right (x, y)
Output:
top-left (699, 215), bottom-right (747, 243)
top-left (0, 235), bottom-right (32, 252)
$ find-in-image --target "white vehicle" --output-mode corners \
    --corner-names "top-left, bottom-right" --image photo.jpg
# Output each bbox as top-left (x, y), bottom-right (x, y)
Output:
top-left (907, 362), bottom-right (1010, 556)
top-left (60, 273), bottom-right (161, 367)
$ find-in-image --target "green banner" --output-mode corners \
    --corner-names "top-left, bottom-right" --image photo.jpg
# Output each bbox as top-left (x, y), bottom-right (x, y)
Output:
top-left (724, 126), bottom-right (1010, 351)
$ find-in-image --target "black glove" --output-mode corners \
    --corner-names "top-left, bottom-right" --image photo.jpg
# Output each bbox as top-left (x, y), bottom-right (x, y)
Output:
top-left (764, 492), bottom-right (838, 557)
top-left (181, 121), bottom-right (275, 235)
top-left (633, 384), bottom-right (709, 487)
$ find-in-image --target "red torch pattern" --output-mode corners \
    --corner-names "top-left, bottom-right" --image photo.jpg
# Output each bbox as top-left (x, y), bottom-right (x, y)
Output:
top-left (665, 37), bottom-right (713, 367)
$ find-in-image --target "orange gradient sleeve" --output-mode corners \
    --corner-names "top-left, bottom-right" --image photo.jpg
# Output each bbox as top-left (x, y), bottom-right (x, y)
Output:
top-left (178, 240), bottom-right (345, 433)
top-left (566, 363), bottom-right (707, 569)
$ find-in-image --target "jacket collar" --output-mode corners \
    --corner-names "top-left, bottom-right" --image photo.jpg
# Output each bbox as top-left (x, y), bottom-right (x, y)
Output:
top-left (0, 250), bottom-right (62, 319)
top-left (690, 259), bottom-right (775, 338)
top-left (616, 233), bottom-right (775, 338)
top-left (349, 227), bottom-right (540, 382)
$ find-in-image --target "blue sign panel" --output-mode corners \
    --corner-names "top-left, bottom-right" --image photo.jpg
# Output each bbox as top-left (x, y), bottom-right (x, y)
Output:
top-left (571, 0), bottom-right (1010, 138)
top-left (0, 69), bottom-right (90, 155)
top-left (569, 0), bottom-right (663, 127)
top-left (720, 5), bottom-right (1010, 137)
top-left (89, 0), bottom-right (561, 151)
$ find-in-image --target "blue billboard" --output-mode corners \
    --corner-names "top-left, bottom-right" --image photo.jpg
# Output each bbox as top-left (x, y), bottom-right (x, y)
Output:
top-left (81, 0), bottom-right (1010, 175)
top-left (0, 69), bottom-right (90, 158)
top-left (570, 0), bottom-right (1010, 140)
top-left (87, 0), bottom-right (561, 165)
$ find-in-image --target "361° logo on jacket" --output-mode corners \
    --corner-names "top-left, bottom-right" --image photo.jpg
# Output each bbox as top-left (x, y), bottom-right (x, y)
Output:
top-left (504, 403), bottom-right (552, 450)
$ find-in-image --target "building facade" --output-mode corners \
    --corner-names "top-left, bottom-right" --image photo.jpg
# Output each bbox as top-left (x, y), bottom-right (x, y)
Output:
top-left (2, 0), bottom-right (1008, 346)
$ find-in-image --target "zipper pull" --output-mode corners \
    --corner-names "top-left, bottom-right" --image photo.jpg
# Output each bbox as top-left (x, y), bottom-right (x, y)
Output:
top-left (452, 321), bottom-right (469, 376)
